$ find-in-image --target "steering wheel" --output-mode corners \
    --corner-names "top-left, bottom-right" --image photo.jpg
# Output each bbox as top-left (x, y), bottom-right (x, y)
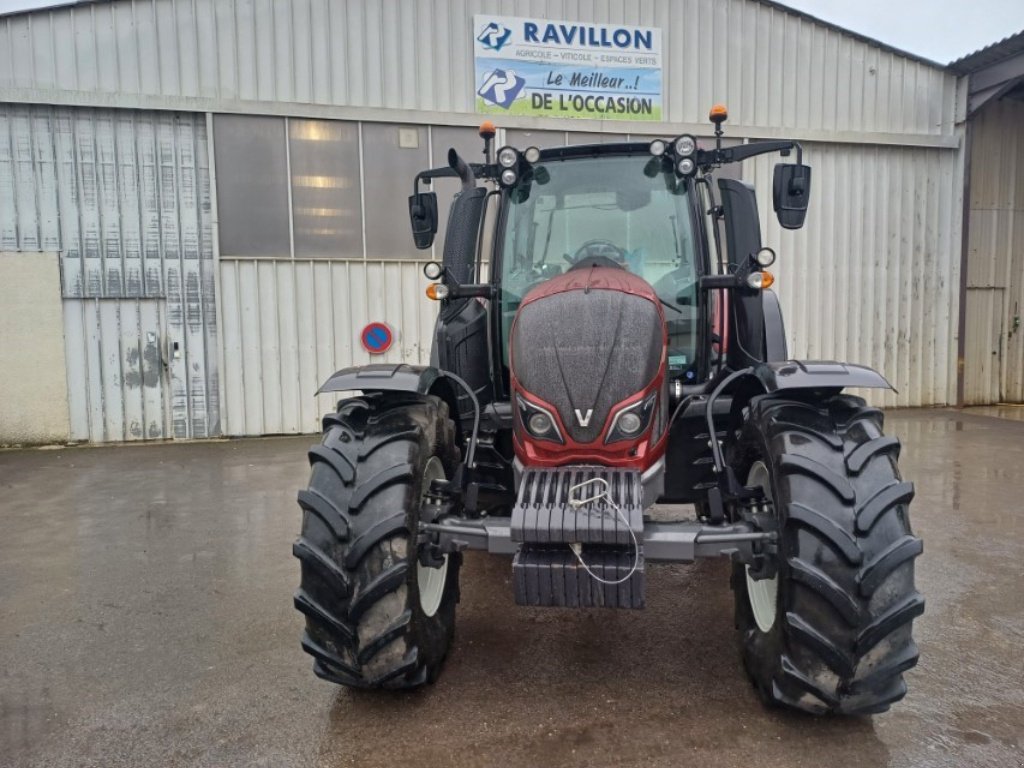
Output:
top-left (566, 239), bottom-right (626, 265)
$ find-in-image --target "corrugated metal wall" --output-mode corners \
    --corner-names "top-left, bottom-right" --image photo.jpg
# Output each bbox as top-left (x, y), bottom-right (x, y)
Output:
top-left (0, 0), bottom-right (956, 146)
top-left (750, 140), bottom-right (964, 407)
top-left (964, 98), bottom-right (1024, 403)
top-left (0, 104), bottom-right (218, 440)
top-left (219, 258), bottom-right (437, 435)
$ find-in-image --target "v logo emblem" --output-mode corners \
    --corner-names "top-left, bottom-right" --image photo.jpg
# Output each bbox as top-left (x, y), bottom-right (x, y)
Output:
top-left (574, 408), bottom-right (594, 427)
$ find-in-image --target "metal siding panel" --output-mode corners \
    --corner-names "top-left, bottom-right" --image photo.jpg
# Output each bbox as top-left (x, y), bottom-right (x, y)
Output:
top-left (218, 253), bottom-right (443, 434)
top-left (219, 260), bottom-right (245, 436)
top-left (238, 260), bottom-right (264, 434)
top-left (194, 0), bottom-right (219, 98)
top-left (53, 109), bottom-right (82, 295)
top-left (136, 115), bottom-right (164, 296)
top-left (175, 0), bottom-right (200, 97)
top-left (95, 299), bottom-right (122, 440)
top-left (94, 3), bottom-right (119, 92)
top-left (140, 299), bottom-right (168, 439)
top-left (213, 0), bottom-right (238, 100)
top-left (32, 111), bottom-right (61, 251)
top-left (964, 289), bottom-right (1003, 404)
top-left (309, 0), bottom-right (331, 105)
top-left (0, 109), bottom-right (18, 250)
top-left (295, 261), bottom-right (320, 433)
top-left (115, 114), bottom-right (144, 296)
top-left (275, 260), bottom-right (302, 433)
top-left (12, 107), bottom-right (39, 251)
top-left (964, 99), bottom-right (1024, 403)
top-left (112, 2), bottom-right (139, 95)
top-left (753, 141), bottom-right (961, 407)
top-left (95, 113), bottom-right (123, 296)
top-left (8, 16), bottom-right (34, 89)
top-left (63, 299), bottom-right (90, 440)
top-left (75, 111), bottom-right (104, 297)
top-left (118, 298), bottom-right (145, 440)
top-left (256, 259), bottom-right (283, 433)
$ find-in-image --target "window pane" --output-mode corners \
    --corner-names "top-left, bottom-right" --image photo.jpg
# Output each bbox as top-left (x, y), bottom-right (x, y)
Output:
top-left (289, 119), bottom-right (363, 259)
top-left (214, 115), bottom-right (290, 258)
top-left (362, 123), bottom-right (428, 260)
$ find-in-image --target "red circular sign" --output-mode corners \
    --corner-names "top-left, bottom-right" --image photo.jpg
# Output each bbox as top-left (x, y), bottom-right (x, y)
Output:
top-left (360, 322), bottom-right (394, 354)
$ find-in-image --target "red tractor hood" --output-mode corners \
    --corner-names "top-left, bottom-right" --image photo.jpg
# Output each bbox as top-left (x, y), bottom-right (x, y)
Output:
top-left (510, 266), bottom-right (669, 470)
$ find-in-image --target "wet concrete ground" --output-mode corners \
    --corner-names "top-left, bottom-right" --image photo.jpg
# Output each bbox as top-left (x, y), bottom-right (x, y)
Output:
top-left (1, 407), bottom-right (1022, 767)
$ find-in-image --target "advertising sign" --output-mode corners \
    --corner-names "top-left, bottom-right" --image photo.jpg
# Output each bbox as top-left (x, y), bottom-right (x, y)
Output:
top-left (474, 15), bottom-right (663, 121)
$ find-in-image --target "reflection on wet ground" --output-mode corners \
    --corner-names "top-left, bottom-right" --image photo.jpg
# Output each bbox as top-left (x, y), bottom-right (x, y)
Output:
top-left (1, 408), bottom-right (1022, 767)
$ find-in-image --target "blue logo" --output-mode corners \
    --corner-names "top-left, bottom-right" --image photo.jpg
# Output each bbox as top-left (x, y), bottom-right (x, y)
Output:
top-left (477, 21), bottom-right (512, 52)
top-left (477, 69), bottom-right (525, 109)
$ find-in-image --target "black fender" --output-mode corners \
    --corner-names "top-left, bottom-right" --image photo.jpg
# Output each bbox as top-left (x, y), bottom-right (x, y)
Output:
top-left (723, 359), bottom-right (893, 455)
top-left (317, 364), bottom-right (462, 434)
top-left (752, 360), bottom-right (894, 393)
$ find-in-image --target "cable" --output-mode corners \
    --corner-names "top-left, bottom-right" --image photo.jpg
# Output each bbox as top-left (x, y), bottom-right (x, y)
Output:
top-left (566, 477), bottom-right (640, 586)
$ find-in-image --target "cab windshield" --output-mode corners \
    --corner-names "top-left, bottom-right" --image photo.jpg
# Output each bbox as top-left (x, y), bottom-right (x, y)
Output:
top-left (498, 153), bottom-right (699, 376)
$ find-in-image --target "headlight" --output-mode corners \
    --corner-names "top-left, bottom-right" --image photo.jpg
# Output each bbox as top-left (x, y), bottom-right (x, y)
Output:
top-left (676, 157), bottom-right (696, 175)
top-left (605, 392), bottom-right (658, 444)
top-left (618, 412), bottom-right (643, 434)
top-left (528, 412), bottom-right (552, 435)
top-left (500, 168), bottom-right (518, 186)
top-left (516, 395), bottom-right (563, 444)
top-left (497, 146), bottom-right (519, 168)
top-left (674, 134), bottom-right (697, 157)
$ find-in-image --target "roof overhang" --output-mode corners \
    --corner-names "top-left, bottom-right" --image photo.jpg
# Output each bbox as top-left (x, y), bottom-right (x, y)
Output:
top-left (950, 30), bottom-right (1024, 117)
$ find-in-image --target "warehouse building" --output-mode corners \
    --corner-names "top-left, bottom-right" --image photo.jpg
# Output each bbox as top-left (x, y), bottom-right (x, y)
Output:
top-left (0, 0), bottom-right (1015, 444)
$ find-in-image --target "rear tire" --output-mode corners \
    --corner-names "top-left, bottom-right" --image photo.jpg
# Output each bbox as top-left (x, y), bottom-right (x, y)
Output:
top-left (294, 394), bottom-right (460, 689)
top-left (730, 394), bottom-right (923, 715)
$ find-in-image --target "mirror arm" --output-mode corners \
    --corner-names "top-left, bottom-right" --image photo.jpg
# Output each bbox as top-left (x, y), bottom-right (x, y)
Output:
top-left (698, 140), bottom-right (803, 167)
top-left (414, 163), bottom-right (497, 194)
top-left (447, 283), bottom-right (495, 300)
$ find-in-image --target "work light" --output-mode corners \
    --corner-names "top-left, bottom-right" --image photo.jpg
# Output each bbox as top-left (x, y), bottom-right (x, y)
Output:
top-left (497, 146), bottom-right (519, 168)
top-left (674, 134), bottom-right (697, 157)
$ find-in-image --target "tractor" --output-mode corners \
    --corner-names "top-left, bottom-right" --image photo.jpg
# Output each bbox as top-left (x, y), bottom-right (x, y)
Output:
top-left (294, 106), bottom-right (923, 715)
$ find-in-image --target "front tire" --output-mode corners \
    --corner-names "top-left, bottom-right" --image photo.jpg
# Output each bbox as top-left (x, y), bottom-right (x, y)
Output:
top-left (294, 394), bottom-right (460, 689)
top-left (730, 394), bottom-right (924, 715)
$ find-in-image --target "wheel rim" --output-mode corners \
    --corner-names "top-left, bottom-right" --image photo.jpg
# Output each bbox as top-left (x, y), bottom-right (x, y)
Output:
top-left (417, 456), bottom-right (448, 618)
top-left (745, 460), bottom-right (779, 633)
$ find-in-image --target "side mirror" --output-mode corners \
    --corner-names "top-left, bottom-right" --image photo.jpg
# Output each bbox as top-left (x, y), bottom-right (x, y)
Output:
top-left (408, 191), bottom-right (438, 249)
top-left (773, 163), bottom-right (811, 229)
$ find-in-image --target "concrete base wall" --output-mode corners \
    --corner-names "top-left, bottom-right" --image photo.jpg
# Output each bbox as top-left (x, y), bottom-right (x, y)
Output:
top-left (0, 252), bottom-right (69, 444)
